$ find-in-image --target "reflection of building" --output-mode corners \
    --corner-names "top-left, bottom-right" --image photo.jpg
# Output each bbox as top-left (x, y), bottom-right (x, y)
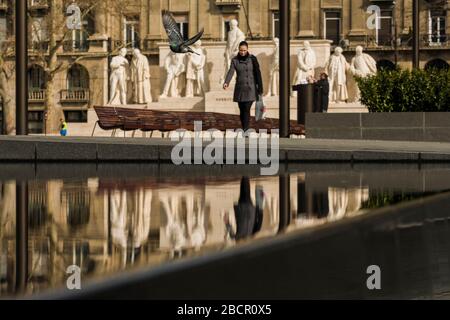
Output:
top-left (0, 1), bottom-right (449, 133)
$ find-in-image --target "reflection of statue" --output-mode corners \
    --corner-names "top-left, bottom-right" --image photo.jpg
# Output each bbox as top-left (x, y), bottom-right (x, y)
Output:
top-left (160, 52), bottom-right (185, 98)
top-left (108, 48), bottom-right (129, 105)
top-left (131, 49), bottom-right (152, 104)
top-left (221, 19), bottom-right (246, 83)
top-left (185, 40), bottom-right (207, 97)
top-left (292, 41), bottom-right (316, 95)
top-left (265, 37), bottom-right (279, 97)
top-left (350, 46), bottom-right (377, 101)
top-left (185, 195), bottom-right (206, 250)
top-left (325, 47), bottom-right (349, 103)
top-left (110, 189), bottom-right (152, 266)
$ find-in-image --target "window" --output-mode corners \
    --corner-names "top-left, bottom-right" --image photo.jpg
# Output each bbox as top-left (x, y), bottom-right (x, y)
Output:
top-left (28, 65), bottom-right (46, 90)
top-left (429, 10), bottom-right (446, 45)
top-left (376, 10), bottom-right (393, 46)
top-left (222, 15), bottom-right (237, 41)
top-left (0, 15), bottom-right (6, 41)
top-left (272, 11), bottom-right (280, 38)
top-left (324, 11), bottom-right (341, 45)
top-left (68, 12), bottom-right (94, 51)
top-left (30, 16), bottom-right (48, 49)
top-left (124, 15), bottom-right (140, 48)
top-left (28, 111), bottom-right (44, 134)
top-left (67, 64), bottom-right (89, 90)
top-left (64, 111), bottom-right (88, 123)
top-left (174, 14), bottom-right (189, 41)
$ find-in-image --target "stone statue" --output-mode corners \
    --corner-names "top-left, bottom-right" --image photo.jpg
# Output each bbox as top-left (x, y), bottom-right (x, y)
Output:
top-left (108, 48), bottom-right (129, 105)
top-left (265, 37), bottom-right (279, 97)
top-left (130, 48), bottom-right (152, 104)
top-left (185, 40), bottom-right (207, 97)
top-left (350, 46), bottom-right (377, 78)
top-left (221, 19), bottom-right (246, 83)
top-left (350, 46), bottom-right (377, 101)
top-left (160, 51), bottom-right (186, 99)
top-left (325, 46), bottom-right (349, 103)
top-left (292, 41), bottom-right (317, 96)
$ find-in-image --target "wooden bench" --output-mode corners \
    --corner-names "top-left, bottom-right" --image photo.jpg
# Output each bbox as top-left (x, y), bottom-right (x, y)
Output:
top-left (92, 106), bottom-right (125, 137)
top-left (93, 106), bottom-right (305, 137)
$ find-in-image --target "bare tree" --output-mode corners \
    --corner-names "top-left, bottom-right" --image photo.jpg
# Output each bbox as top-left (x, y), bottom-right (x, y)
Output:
top-left (0, 37), bottom-right (16, 135)
top-left (29, 0), bottom-right (133, 134)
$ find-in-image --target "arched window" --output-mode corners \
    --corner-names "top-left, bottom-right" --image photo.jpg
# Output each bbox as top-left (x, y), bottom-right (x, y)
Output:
top-left (425, 59), bottom-right (449, 71)
top-left (28, 64), bottom-right (46, 90)
top-left (67, 64), bottom-right (89, 90)
top-left (376, 59), bottom-right (396, 71)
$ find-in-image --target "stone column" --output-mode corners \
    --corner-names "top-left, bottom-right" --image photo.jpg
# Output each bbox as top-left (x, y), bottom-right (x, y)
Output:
top-left (297, 0), bottom-right (314, 38)
top-left (94, 2), bottom-right (107, 36)
top-left (198, 0), bottom-right (212, 39)
top-left (348, 0), bottom-right (366, 44)
top-left (248, 0), bottom-right (263, 37)
top-left (147, 0), bottom-right (163, 41)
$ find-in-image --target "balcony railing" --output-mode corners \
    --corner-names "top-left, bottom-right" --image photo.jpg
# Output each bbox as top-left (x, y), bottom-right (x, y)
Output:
top-left (360, 33), bottom-right (450, 49)
top-left (28, 0), bottom-right (49, 10)
top-left (63, 40), bottom-right (90, 52)
top-left (110, 39), bottom-right (142, 52)
top-left (215, 0), bottom-right (241, 5)
top-left (60, 89), bottom-right (90, 103)
top-left (30, 41), bottom-right (49, 52)
top-left (29, 89), bottom-right (46, 103)
top-left (0, 0), bottom-right (8, 11)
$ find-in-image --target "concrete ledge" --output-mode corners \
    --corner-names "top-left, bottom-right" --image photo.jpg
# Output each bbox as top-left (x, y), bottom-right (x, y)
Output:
top-left (307, 113), bottom-right (450, 143)
top-left (97, 144), bottom-right (159, 161)
top-left (36, 142), bottom-right (97, 161)
top-left (0, 140), bottom-right (35, 161)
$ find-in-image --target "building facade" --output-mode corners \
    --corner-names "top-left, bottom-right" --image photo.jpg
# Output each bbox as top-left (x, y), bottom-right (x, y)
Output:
top-left (0, 0), bottom-right (449, 134)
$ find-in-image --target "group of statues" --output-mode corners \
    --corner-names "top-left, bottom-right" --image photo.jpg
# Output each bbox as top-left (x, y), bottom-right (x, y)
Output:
top-left (264, 40), bottom-right (378, 103)
top-left (108, 18), bottom-right (378, 105)
top-left (109, 41), bottom-right (207, 105)
top-left (109, 47), bottom-right (152, 105)
top-left (160, 40), bottom-right (207, 99)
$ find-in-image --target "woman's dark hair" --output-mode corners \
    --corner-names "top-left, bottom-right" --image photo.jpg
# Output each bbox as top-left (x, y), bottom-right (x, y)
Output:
top-left (239, 41), bottom-right (249, 48)
top-left (320, 73), bottom-right (328, 80)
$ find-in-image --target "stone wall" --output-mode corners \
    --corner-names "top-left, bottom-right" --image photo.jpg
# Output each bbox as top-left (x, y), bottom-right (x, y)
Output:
top-left (306, 113), bottom-right (450, 142)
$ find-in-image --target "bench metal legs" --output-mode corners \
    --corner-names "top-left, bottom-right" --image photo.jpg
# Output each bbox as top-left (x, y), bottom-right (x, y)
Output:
top-left (91, 121), bottom-right (98, 137)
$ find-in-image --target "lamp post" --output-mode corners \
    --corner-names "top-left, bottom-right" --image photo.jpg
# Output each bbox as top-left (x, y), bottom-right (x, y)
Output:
top-left (279, 0), bottom-right (290, 138)
top-left (16, 0), bottom-right (28, 135)
top-left (412, 0), bottom-right (420, 69)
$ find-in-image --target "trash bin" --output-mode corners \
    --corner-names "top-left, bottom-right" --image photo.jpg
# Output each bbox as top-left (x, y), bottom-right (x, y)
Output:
top-left (293, 83), bottom-right (315, 126)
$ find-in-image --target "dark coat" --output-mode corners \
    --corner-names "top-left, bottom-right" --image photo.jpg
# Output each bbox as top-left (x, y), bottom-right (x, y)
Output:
top-left (225, 54), bottom-right (263, 103)
top-left (317, 79), bottom-right (330, 112)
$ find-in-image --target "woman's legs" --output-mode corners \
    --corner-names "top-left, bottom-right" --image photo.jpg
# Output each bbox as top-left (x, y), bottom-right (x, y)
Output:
top-left (238, 101), bottom-right (253, 131)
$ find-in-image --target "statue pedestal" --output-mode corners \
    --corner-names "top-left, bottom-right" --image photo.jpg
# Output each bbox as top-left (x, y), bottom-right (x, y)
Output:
top-left (150, 97), bottom-right (205, 111)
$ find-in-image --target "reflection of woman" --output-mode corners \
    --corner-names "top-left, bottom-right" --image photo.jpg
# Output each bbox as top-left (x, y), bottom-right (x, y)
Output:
top-left (225, 177), bottom-right (263, 240)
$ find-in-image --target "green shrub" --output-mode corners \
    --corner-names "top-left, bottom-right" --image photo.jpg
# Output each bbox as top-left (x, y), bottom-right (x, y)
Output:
top-left (355, 68), bottom-right (450, 112)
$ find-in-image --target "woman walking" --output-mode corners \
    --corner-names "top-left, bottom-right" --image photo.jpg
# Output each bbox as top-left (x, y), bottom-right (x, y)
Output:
top-left (223, 41), bottom-right (263, 132)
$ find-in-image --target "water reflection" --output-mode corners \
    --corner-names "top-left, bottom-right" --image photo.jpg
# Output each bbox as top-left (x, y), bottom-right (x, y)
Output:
top-left (1, 164), bottom-right (449, 297)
